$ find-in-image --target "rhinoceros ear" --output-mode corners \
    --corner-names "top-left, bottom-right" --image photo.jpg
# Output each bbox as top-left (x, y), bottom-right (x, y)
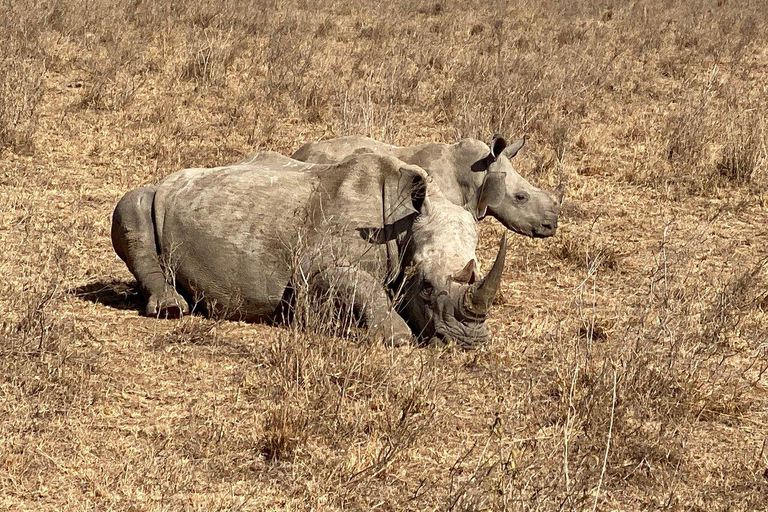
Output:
top-left (471, 135), bottom-right (508, 172)
top-left (359, 162), bottom-right (429, 246)
top-left (473, 171), bottom-right (506, 219)
top-left (490, 134), bottom-right (507, 159)
top-left (453, 259), bottom-right (479, 284)
top-left (383, 164), bottom-right (429, 227)
top-left (502, 136), bottom-right (525, 160)
top-left (487, 134), bottom-right (508, 162)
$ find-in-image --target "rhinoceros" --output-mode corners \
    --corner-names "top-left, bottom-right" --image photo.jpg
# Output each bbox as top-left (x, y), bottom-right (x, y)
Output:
top-left (111, 153), bottom-right (508, 348)
top-left (288, 135), bottom-right (564, 238)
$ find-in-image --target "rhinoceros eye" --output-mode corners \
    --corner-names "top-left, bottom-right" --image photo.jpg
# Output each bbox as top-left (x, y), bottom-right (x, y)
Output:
top-left (515, 192), bottom-right (529, 204)
top-left (419, 281), bottom-right (434, 299)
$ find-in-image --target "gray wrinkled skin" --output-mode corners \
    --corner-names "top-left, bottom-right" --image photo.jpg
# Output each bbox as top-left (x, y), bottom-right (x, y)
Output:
top-left (397, 191), bottom-right (489, 346)
top-left (112, 154), bottom-right (505, 348)
top-left (289, 136), bottom-right (563, 238)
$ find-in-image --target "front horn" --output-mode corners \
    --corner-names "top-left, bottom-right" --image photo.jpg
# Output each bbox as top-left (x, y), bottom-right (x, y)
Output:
top-left (463, 233), bottom-right (507, 317)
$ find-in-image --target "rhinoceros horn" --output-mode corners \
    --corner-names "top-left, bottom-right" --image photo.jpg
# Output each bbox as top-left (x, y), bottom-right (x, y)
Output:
top-left (463, 233), bottom-right (507, 317)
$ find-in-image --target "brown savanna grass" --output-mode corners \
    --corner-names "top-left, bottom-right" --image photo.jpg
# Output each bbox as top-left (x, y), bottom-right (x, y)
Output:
top-left (1, 0), bottom-right (767, 510)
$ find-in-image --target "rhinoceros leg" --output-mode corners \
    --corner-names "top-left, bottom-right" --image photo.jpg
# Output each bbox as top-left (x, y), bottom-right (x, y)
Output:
top-left (111, 187), bottom-right (190, 318)
top-left (311, 266), bottom-right (412, 345)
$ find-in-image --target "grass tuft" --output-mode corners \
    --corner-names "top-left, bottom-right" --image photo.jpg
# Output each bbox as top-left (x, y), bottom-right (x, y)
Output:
top-left (259, 405), bottom-right (309, 462)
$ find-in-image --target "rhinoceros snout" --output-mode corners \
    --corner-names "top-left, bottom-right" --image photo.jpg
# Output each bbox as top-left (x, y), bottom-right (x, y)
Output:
top-left (431, 324), bottom-right (491, 349)
top-left (532, 214), bottom-right (559, 238)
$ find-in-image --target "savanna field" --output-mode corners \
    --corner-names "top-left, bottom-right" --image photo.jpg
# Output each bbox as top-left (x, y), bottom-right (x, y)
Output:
top-left (1, 0), bottom-right (767, 510)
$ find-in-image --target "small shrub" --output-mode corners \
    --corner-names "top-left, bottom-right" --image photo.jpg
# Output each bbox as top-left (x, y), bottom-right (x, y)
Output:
top-left (663, 78), bottom-right (716, 169)
top-left (259, 405), bottom-right (309, 461)
top-left (0, 59), bottom-right (45, 153)
top-left (716, 126), bottom-right (762, 185)
top-left (700, 259), bottom-right (766, 346)
top-left (551, 231), bottom-right (620, 271)
top-left (664, 109), bottom-right (708, 165)
top-left (1, 283), bottom-right (100, 416)
top-left (78, 70), bottom-right (144, 112)
top-left (555, 26), bottom-right (583, 47)
top-left (181, 31), bottom-right (235, 87)
top-left (415, 2), bottom-right (444, 15)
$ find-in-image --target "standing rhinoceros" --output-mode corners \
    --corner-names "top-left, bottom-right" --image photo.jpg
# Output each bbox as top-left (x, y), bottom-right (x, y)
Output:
top-left (111, 154), bottom-right (508, 348)
top-left (288, 135), bottom-right (564, 238)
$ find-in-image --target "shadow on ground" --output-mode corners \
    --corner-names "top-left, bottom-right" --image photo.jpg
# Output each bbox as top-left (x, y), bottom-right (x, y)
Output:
top-left (72, 280), bottom-right (143, 312)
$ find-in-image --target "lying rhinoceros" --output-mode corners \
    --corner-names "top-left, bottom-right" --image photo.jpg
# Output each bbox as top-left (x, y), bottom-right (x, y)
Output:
top-left (111, 153), bottom-right (508, 348)
top-left (287, 135), bottom-right (564, 238)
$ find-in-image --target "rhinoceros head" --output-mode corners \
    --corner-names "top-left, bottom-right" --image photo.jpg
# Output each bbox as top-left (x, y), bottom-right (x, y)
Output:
top-left (478, 135), bottom-right (564, 238)
top-left (397, 175), bottom-right (508, 349)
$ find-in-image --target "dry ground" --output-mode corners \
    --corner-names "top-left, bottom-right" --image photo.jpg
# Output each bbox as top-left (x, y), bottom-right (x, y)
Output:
top-left (1, 0), bottom-right (767, 510)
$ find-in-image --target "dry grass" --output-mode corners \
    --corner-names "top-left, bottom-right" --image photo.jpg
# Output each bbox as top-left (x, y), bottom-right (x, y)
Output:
top-left (1, 0), bottom-right (767, 510)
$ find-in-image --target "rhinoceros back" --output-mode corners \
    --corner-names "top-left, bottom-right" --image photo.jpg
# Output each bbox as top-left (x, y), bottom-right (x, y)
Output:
top-left (292, 136), bottom-right (475, 206)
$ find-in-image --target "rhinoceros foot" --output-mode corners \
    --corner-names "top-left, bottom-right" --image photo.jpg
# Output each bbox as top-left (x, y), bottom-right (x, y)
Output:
top-left (146, 290), bottom-right (189, 318)
top-left (372, 314), bottom-right (413, 347)
top-left (386, 331), bottom-right (414, 347)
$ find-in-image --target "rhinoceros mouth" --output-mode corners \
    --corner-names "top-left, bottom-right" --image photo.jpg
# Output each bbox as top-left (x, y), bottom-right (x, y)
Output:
top-left (456, 293), bottom-right (488, 322)
top-left (432, 315), bottom-right (491, 349)
top-left (531, 221), bottom-right (557, 238)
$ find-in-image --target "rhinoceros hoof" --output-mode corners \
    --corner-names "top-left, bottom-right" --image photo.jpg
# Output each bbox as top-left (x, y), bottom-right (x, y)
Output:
top-left (372, 321), bottom-right (413, 346)
top-left (387, 331), bottom-right (414, 347)
top-left (146, 291), bottom-right (190, 319)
